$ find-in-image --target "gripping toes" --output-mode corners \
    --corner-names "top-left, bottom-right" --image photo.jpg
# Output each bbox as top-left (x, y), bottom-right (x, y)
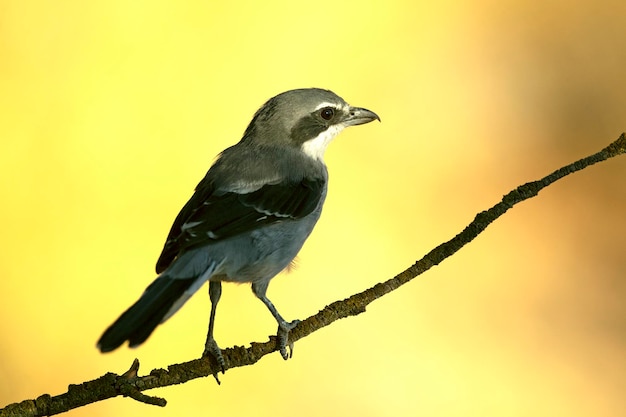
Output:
top-left (203, 337), bottom-right (226, 374)
top-left (277, 319), bottom-right (300, 360)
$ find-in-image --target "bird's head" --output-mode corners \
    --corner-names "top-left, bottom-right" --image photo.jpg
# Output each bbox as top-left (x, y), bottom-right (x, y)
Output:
top-left (242, 88), bottom-right (380, 161)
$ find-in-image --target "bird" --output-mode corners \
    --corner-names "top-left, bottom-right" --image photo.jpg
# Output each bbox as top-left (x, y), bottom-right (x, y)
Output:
top-left (97, 88), bottom-right (379, 372)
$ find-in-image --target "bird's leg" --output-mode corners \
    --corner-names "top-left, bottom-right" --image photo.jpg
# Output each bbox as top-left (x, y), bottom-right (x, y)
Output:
top-left (204, 281), bottom-right (225, 376)
top-left (252, 282), bottom-right (300, 360)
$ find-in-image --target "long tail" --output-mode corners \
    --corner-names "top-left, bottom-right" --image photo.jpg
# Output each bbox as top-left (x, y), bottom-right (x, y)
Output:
top-left (97, 275), bottom-right (198, 352)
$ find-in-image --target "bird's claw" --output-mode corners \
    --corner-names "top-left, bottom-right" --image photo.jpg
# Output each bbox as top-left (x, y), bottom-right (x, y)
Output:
top-left (277, 319), bottom-right (300, 360)
top-left (203, 337), bottom-right (225, 383)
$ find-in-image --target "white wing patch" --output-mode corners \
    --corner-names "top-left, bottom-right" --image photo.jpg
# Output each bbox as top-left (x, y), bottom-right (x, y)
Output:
top-left (181, 221), bottom-right (203, 231)
top-left (301, 124), bottom-right (345, 161)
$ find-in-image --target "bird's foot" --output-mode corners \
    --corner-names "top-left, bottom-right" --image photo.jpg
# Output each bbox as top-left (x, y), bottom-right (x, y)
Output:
top-left (203, 337), bottom-right (225, 383)
top-left (277, 319), bottom-right (300, 360)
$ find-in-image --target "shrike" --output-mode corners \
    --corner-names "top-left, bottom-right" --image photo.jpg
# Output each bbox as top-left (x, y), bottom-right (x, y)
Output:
top-left (97, 88), bottom-right (379, 370)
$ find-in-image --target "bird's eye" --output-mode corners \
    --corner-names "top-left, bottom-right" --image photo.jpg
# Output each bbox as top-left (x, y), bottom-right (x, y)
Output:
top-left (320, 107), bottom-right (334, 120)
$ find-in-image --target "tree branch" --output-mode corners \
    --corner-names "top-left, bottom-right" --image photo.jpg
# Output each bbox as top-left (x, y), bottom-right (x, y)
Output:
top-left (2, 133), bottom-right (625, 417)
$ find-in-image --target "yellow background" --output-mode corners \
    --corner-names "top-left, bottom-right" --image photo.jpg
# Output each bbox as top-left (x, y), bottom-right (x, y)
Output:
top-left (1, 0), bottom-right (625, 416)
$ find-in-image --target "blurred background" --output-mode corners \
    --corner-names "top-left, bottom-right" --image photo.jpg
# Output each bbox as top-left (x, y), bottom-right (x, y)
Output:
top-left (1, 0), bottom-right (625, 416)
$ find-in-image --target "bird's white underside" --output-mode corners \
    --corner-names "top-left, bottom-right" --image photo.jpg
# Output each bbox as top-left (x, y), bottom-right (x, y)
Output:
top-left (301, 124), bottom-right (345, 161)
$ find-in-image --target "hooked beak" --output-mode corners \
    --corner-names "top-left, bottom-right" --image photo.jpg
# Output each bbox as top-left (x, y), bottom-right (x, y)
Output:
top-left (343, 106), bottom-right (381, 126)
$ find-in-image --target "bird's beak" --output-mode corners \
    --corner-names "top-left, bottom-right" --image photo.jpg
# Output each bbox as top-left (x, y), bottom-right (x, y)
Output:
top-left (343, 106), bottom-right (381, 126)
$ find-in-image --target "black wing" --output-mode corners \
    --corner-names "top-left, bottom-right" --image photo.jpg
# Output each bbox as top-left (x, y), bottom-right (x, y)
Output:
top-left (155, 176), bottom-right (325, 273)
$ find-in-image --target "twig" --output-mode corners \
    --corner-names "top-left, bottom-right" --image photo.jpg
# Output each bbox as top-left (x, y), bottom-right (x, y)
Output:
top-left (1, 133), bottom-right (624, 417)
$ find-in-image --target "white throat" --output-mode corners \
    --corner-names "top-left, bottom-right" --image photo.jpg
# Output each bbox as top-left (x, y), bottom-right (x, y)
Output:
top-left (301, 124), bottom-right (345, 161)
